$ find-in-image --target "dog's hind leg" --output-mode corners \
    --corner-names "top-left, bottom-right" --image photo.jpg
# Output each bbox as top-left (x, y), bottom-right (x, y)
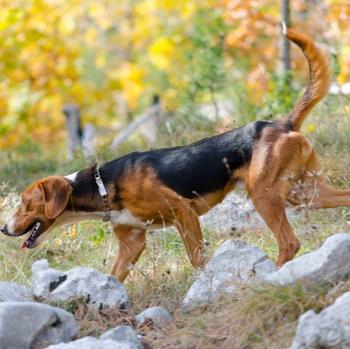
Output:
top-left (247, 132), bottom-right (313, 266)
top-left (249, 188), bottom-right (300, 266)
top-left (310, 183), bottom-right (350, 208)
top-left (111, 226), bottom-right (146, 282)
top-left (289, 151), bottom-right (350, 209)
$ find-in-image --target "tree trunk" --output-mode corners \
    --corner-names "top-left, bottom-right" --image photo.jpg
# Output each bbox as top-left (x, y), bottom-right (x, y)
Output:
top-left (279, 0), bottom-right (291, 74)
top-left (63, 104), bottom-right (82, 160)
top-left (63, 104), bottom-right (95, 159)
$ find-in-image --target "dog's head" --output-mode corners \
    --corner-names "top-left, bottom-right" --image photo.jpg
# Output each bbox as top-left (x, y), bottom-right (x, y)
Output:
top-left (1, 176), bottom-right (73, 249)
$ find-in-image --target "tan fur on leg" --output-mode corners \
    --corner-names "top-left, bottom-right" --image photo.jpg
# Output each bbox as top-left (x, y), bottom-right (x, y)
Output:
top-left (111, 226), bottom-right (146, 282)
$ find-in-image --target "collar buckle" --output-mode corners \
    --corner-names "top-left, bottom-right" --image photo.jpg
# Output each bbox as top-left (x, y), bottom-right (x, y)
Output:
top-left (94, 168), bottom-right (111, 222)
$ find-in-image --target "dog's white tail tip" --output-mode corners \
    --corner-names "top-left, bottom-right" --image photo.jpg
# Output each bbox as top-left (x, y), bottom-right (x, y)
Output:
top-left (281, 21), bottom-right (287, 35)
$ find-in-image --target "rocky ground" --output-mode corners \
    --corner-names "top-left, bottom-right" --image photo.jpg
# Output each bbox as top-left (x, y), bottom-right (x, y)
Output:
top-left (2, 231), bottom-right (350, 348)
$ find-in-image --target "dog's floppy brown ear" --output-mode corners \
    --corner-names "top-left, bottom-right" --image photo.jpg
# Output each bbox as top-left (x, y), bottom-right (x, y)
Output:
top-left (39, 177), bottom-right (73, 219)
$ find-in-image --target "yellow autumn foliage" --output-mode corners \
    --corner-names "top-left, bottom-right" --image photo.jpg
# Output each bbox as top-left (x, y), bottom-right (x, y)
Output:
top-left (118, 63), bottom-right (146, 110)
top-left (0, 0), bottom-right (349, 150)
top-left (149, 37), bottom-right (176, 70)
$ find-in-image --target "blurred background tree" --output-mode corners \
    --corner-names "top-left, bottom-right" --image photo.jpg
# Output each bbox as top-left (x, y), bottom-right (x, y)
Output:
top-left (0, 0), bottom-right (349, 151)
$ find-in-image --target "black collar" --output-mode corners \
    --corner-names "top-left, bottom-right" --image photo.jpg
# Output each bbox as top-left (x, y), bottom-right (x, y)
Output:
top-left (94, 168), bottom-right (111, 222)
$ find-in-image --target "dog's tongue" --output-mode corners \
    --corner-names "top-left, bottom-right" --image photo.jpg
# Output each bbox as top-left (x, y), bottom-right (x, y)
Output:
top-left (20, 240), bottom-right (28, 250)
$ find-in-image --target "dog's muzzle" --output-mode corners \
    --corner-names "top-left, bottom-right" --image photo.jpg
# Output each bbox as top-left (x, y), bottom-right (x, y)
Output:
top-left (0, 225), bottom-right (12, 236)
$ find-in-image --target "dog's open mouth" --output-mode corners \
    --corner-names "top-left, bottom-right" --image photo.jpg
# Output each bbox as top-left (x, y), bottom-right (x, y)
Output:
top-left (20, 221), bottom-right (43, 250)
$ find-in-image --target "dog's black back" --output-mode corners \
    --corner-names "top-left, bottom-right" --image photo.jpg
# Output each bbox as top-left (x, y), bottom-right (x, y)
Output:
top-left (101, 120), bottom-right (273, 199)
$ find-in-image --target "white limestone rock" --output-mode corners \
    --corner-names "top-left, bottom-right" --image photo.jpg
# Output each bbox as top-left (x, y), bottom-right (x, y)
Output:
top-left (264, 233), bottom-right (350, 286)
top-left (100, 325), bottom-right (142, 348)
top-left (31, 259), bottom-right (130, 309)
top-left (182, 240), bottom-right (276, 308)
top-left (135, 306), bottom-right (173, 328)
top-left (32, 259), bottom-right (67, 299)
top-left (290, 292), bottom-right (350, 349)
top-left (0, 301), bottom-right (77, 349)
top-left (0, 281), bottom-right (32, 302)
top-left (46, 336), bottom-right (141, 349)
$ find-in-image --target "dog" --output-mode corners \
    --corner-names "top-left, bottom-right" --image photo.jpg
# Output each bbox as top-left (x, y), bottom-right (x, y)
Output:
top-left (2, 27), bottom-right (344, 283)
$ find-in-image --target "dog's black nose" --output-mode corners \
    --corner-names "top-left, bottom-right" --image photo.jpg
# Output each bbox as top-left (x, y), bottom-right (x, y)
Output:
top-left (1, 225), bottom-right (10, 236)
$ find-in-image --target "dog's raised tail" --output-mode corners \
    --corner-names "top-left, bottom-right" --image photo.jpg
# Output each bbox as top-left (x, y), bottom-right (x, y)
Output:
top-left (284, 26), bottom-right (330, 131)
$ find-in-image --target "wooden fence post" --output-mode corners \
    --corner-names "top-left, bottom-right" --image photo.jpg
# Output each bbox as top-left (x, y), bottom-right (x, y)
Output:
top-left (110, 96), bottom-right (163, 151)
top-left (63, 104), bottom-right (95, 159)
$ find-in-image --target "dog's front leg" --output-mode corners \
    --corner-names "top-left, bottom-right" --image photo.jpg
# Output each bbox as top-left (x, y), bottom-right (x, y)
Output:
top-left (173, 205), bottom-right (207, 269)
top-left (111, 225), bottom-right (146, 282)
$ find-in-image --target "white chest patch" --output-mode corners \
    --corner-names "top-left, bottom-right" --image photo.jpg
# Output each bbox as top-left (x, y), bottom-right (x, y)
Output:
top-left (110, 209), bottom-right (145, 228)
top-left (55, 209), bottom-right (146, 229)
top-left (64, 171), bottom-right (79, 182)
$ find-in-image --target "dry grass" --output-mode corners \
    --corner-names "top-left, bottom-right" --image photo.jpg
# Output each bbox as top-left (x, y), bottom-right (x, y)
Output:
top-left (145, 282), bottom-right (330, 349)
top-left (148, 279), bottom-right (350, 349)
top-left (74, 304), bottom-right (135, 338)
